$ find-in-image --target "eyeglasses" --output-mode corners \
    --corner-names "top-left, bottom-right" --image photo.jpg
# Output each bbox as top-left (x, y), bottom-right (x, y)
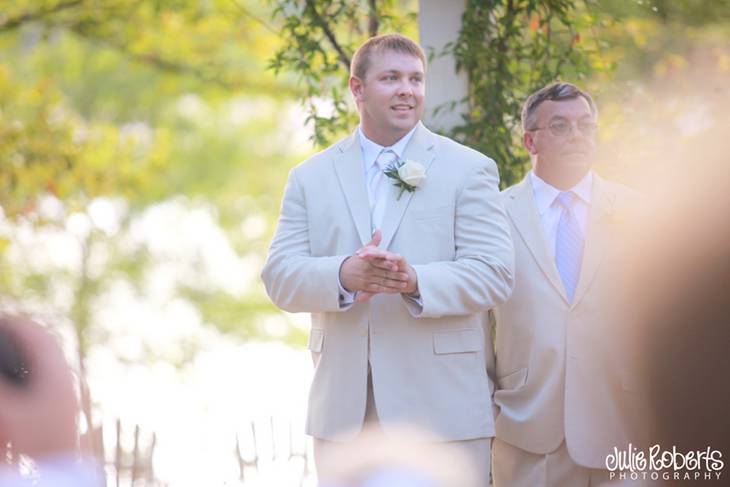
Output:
top-left (530, 119), bottom-right (597, 137)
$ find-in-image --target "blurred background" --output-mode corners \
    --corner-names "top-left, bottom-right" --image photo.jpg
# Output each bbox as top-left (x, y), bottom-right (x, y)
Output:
top-left (0, 1), bottom-right (728, 485)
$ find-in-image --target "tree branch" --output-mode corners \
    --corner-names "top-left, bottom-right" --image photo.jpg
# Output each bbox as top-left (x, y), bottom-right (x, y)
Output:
top-left (69, 26), bottom-right (300, 95)
top-left (229, 0), bottom-right (278, 34)
top-left (0, 0), bottom-right (83, 32)
top-left (304, 0), bottom-right (351, 70)
top-left (368, 0), bottom-right (379, 37)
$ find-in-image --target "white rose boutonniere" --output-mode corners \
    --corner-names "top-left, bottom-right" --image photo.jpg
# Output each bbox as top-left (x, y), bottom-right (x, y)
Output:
top-left (384, 158), bottom-right (426, 200)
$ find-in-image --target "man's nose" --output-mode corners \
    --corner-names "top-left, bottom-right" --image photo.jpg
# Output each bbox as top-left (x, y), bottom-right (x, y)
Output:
top-left (567, 122), bottom-right (587, 140)
top-left (397, 80), bottom-right (413, 97)
top-left (567, 125), bottom-right (582, 140)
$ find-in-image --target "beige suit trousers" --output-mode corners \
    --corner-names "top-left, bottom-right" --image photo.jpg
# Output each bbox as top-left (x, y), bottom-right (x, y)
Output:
top-left (493, 438), bottom-right (638, 487)
top-left (314, 372), bottom-right (492, 485)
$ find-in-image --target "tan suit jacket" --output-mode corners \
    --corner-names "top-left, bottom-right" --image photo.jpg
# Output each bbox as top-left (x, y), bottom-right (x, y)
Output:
top-left (491, 174), bottom-right (644, 469)
top-left (262, 123), bottom-right (514, 441)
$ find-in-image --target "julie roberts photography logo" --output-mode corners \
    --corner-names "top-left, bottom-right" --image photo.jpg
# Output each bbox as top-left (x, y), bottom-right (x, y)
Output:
top-left (606, 444), bottom-right (724, 481)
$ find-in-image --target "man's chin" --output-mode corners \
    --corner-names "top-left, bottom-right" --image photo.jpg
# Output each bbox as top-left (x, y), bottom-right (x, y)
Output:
top-left (389, 117), bottom-right (419, 133)
top-left (562, 154), bottom-right (593, 167)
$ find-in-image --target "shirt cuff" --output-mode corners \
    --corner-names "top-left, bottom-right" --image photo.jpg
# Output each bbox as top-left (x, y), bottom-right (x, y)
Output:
top-left (404, 290), bottom-right (422, 303)
top-left (401, 291), bottom-right (423, 316)
top-left (337, 259), bottom-right (357, 308)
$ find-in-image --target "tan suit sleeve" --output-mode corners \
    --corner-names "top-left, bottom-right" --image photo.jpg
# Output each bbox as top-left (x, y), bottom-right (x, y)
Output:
top-left (410, 157), bottom-right (514, 318)
top-left (261, 167), bottom-right (351, 313)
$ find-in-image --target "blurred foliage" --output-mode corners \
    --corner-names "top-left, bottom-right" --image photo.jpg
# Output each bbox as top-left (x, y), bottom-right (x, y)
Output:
top-left (0, 0), bottom-right (313, 359)
top-left (453, 0), bottom-right (607, 188)
top-left (589, 0), bottom-right (730, 83)
top-left (597, 0), bottom-right (730, 26)
top-left (269, 0), bottom-right (419, 146)
top-left (585, 0), bottom-right (730, 185)
top-left (0, 63), bottom-right (169, 216)
top-left (0, 0), bottom-right (297, 212)
top-left (179, 285), bottom-right (308, 344)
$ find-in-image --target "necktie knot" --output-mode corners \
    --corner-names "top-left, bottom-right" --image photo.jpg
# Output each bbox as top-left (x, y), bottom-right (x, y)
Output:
top-left (556, 191), bottom-right (576, 210)
top-left (375, 149), bottom-right (397, 172)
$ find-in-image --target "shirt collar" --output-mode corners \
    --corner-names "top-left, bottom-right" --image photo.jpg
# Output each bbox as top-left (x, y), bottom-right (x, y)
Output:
top-left (529, 170), bottom-right (593, 215)
top-left (358, 124), bottom-right (418, 170)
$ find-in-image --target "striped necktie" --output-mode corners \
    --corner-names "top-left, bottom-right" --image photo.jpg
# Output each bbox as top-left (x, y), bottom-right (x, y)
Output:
top-left (554, 191), bottom-right (584, 302)
top-left (369, 149), bottom-right (396, 230)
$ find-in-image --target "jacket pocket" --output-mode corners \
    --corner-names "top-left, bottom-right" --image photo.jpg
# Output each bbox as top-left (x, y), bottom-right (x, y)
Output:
top-left (308, 328), bottom-right (324, 353)
top-left (433, 329), bottom-right (481, 354)
top-left (498, 367), bottom-right (528, 390)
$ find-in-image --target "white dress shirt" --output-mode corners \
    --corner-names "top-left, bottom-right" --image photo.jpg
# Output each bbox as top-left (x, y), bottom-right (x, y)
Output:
top-left (529, 170), bottom-right (592, 257)
top-left (359, 125), bottom-right (418, 228)
top-left (338, 126), bottom-right (419, 306)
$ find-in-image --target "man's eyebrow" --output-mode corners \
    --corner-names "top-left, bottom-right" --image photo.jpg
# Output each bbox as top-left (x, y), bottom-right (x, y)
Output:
top-left (377, 69), bottom-right (423, 76)
top-left (548, 114), bottom-right (593, 121)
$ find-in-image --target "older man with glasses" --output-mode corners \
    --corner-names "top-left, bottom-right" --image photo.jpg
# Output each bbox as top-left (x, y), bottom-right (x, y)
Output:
top-left (487, 82), bottom-right (647, 486)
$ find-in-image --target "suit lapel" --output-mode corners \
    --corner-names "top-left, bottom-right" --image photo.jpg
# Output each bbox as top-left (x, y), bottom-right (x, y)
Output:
top-left (380, 123), bottom-right (437, 250)
top-left (573, 176), bottom-right (614, 305)
top-left (333, 132), bottom-right (372, 246)
top-left (506, 177), bottom-right (570, 304)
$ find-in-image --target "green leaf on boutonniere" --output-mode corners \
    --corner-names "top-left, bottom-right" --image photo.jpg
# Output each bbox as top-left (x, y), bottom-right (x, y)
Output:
top-left (384, 157), bottom-right (426, 200)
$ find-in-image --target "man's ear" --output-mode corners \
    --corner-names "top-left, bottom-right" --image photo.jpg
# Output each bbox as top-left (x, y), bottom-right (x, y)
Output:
top-left (524, 131), bottom-right (537, 155)
top-left (349, 76), bottom-right (364, 102)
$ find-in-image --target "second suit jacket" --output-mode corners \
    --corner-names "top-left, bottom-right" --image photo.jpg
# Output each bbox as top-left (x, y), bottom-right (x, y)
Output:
top-left (491, 174), bottom-right (647, 468)
top-left (262, 123), bottom-right (514, 441)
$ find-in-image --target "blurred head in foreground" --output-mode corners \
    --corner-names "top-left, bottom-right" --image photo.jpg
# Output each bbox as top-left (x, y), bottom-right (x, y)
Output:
top-left (317, 426), bottom-right (479, 487)
top-left (623, 114), bottom-right (730, 483)
top-left (0, 314), bottom-right (80, 460)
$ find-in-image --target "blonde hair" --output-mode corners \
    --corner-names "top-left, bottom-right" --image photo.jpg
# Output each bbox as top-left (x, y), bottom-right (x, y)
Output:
top-left (350, 33), bottom-right (427, 80)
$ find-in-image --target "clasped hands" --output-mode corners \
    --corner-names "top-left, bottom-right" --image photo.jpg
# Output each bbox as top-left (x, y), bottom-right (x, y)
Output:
top-left (339, 229), bottom-right (418, 303)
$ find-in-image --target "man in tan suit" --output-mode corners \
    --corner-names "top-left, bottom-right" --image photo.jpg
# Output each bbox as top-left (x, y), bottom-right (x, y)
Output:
top-left (262, 34), bottom-right (514, 483)
top-left (490, 82), bottom-right (643, 486)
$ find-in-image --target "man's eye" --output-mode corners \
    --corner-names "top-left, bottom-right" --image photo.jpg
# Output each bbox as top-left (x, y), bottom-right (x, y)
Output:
top-left (550, 121), bottom-right (569, 132)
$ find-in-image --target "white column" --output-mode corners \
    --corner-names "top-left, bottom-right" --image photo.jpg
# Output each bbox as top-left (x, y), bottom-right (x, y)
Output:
top-left (418, 0), bottom-right (468, 132)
